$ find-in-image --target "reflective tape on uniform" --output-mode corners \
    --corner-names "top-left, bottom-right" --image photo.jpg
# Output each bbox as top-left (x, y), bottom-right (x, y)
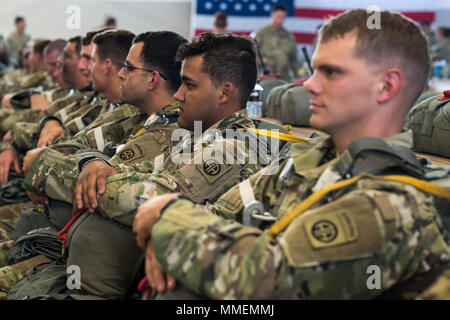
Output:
top-left (239, 179), bottom-right (256, 206)
top-left (74, 117), bottom-right (85, 131)
top-left (94, 127), bottom-right (105, 152)
top-left (153, 154), bottom-right (165, 174)
top-left (56, 109), bottom-right (68, 122)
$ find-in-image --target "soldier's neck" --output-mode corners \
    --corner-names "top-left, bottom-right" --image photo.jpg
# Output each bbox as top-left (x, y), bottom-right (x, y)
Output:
top-left (103, 77), bottom-right (121, 102)
top-left (333, 126), bottom-right (403, 156)
top-left (142, 90), bottom-right (175, 116)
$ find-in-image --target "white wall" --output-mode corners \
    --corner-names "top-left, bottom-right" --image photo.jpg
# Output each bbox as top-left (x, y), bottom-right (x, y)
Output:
top-left (1, 0), bottom-right (449, 40)
top-left (0, 0), bottom-right (192, 40)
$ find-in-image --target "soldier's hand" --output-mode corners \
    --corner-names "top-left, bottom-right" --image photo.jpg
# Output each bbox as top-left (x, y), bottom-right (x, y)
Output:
top-left (2, 130), bottom-right (12, 142)
top-left (144, 240), bottom-right (176, 293)
top-left (133, 193), bottom-right (180, 249)
top-left (30, 94), bottom-right (50, 111)
top-left (0, 149), bottom-right (21, 185)
top-left (26, 191), bottom-right (49, 206)
top-left (37, 120), bottom-right (65, 148)
top-left (1, 94), bottom-right (12, 109)
top-left (75, 160), bottom-right (118, 213)
top-left (23, 147), bottom-right (45, 175)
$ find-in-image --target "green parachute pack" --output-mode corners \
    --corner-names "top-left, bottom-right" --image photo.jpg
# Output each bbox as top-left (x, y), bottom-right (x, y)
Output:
top-left (258, 74), bottom-right (287, 117)
top-left (265, 80), bottom-right (312, 126)
top-left (404, 91), bottom-right (450, 158)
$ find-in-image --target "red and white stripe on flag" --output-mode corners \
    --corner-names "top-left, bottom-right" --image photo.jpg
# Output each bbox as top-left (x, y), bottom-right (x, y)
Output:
top-left (193, 0), bottom-right (436, 47)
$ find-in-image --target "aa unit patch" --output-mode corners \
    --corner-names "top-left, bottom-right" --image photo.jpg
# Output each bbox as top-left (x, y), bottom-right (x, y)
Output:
top-left (119, 149), bottom-right (135, 160)
top-left (203, 159), bottom-right (221, 176)
top-left (196, 159), bottom-right (233, 184)
top-left (117, 144), bottom-right (145, 163)
top-left (311, 220), bottom-right (338, 243)
top-left (304, 212), bottom-right (358, 249)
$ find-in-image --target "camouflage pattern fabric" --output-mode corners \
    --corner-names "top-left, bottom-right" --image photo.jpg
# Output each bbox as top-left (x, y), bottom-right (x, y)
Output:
top-left (0, 202), bottom-right (33, 242)
top-left (0, 88), bottom-right (91, 134)
top-left (23, 104), bottom-right (178, 204)
top-left (0, 71), bottom-right (50, 96)
top-left (6, 90), bottom-right (100, 153)
top-left (416, 267), bottom-right (450, 299)
top-left (0, 240), bottom-right (14, 268)
top-left (9, 87), bottom-right (71, 110)
top-left (150, 132), bottom-right (450, 299)
top-left (0, 255), bottom-right (51, 300)
top-left (255, 25), bottom-right (300, 81)
top-left (0, 170), bottom-right (29, 206)
top-left (93, 109), bottom-right (271, 226)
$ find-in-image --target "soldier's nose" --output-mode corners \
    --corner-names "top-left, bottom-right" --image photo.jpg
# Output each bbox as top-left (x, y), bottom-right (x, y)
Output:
top-left (304, 74), bottom-right (321, 95)
top-left (173, 89), bottom-right (184, 102)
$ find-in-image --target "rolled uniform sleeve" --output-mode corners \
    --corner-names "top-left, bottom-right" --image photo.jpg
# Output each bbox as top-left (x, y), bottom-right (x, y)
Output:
top-left (23, 147), bottom-right (108, 204)
top-left (152, 180), bottom-right (450, 299)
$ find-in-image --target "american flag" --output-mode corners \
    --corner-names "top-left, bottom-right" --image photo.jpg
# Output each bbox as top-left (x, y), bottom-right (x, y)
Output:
top-left (193, 0), bottom-right (436, 54)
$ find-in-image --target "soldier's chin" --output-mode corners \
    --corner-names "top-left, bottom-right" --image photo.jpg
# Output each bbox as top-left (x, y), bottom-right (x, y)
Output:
top-left (177, 117), bottom-right (193, 131)
top-left (309, 115), bottom-right (326, 132)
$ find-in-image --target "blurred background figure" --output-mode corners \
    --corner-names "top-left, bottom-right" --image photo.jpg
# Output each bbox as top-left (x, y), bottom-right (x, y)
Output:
top-left (212, 11), bottom-right (227, 34)
top-left (104, 16), bottom-right (117, 29)
top-left (255, 4), bottom-right (299, 81)
top-left (419, 20), bottom-right (437, 51)
top-left (432, 27), bottom-right (450, 61)
top-left (0, 36), bottom-right (10, 75)
top-left (6, 16), bottom-right (31, 67)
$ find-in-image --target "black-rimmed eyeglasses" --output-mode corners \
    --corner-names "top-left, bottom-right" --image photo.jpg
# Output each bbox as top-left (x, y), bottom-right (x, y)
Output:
top-left (122, 61), bottom-right (168, 80)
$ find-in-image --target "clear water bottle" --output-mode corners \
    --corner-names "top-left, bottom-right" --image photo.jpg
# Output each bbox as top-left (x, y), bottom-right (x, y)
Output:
top-left (246, 83), bottom-right (263, 117)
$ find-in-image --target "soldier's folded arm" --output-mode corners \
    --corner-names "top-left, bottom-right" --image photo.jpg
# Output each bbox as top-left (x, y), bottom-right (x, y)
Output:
top-left (151, 184), bottom-right (446, 299)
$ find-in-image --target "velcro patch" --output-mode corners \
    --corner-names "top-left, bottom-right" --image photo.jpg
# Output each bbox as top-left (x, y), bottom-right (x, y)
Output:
top-left (197, 159), bottom-right (233, 184)
top-left (304, 212), bottom-right (358, 249)
top-left (117, 144), bottom-right (145, 163)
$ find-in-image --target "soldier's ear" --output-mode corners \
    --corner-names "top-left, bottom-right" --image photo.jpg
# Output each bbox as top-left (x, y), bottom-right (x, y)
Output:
top-left (104, 58), bottom-right (113, 74)
top-left (377, 68), bottom-right (403, 103)
top-left (218, 82), bottom-right (233, 104)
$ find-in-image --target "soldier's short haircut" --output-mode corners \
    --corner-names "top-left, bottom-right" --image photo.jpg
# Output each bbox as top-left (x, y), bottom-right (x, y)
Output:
top-left (93, 30), bottom-right (135, 70)
top-left (82, 27), bottom-right (111, 46)
top-left (319, 9), bottom-right (430, 105)
top-left (176, 32), bottom-right (257, 107)
top-left (33, 39), bottom-right (51, 57)
top-left (272, 4), bottom-right (287, 13)
top-left (133, 31), bottom-right (188, 93)
top-left (14, 16), bottom-right (24, 25)
top-left (68, 36), bottom-right (82, 56)
top-left (43, 39), bottom-right (67, 57)
top-left (214, 11), bottom-right (228, 28)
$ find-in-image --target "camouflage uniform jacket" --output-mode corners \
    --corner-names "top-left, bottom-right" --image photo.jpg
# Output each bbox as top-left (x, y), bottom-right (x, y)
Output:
top-left (2, 90), bottom-right (102, 155)
top-left (151, 131), bottom-right (450, 299)
top-left (23, 103), bottom-right (180, 204)
top-left (90, 109), bottom-right (277, 227)
top-left (0, 71), bottom-right (54, 96)
top-left (255, 25), bottom-right (300, 81)
top-left (0, 87), bottom-right (75, 134)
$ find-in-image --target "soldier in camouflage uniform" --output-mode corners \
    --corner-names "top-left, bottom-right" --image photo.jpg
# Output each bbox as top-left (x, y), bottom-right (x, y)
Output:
top-left (132, 10), bottom-right (450, 300)
top-left (21, 31), bottom-right (188, 206)
top-left (0, 33), bottom-right (286, 300)
top-left (0, 40), bottom-right (69, 125)
top-left (0, 39), bottom-right (55, 101)
top-left (255, 4), bottom-right (300, 81)
top-left (0, 31), bottom-right (189, 297)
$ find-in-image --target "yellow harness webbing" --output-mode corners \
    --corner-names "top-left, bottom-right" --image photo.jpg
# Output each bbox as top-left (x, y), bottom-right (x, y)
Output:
top-left (246, 128), bottom-right (310, 144)
top-left (268, 173), bottom-right (450, 238)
